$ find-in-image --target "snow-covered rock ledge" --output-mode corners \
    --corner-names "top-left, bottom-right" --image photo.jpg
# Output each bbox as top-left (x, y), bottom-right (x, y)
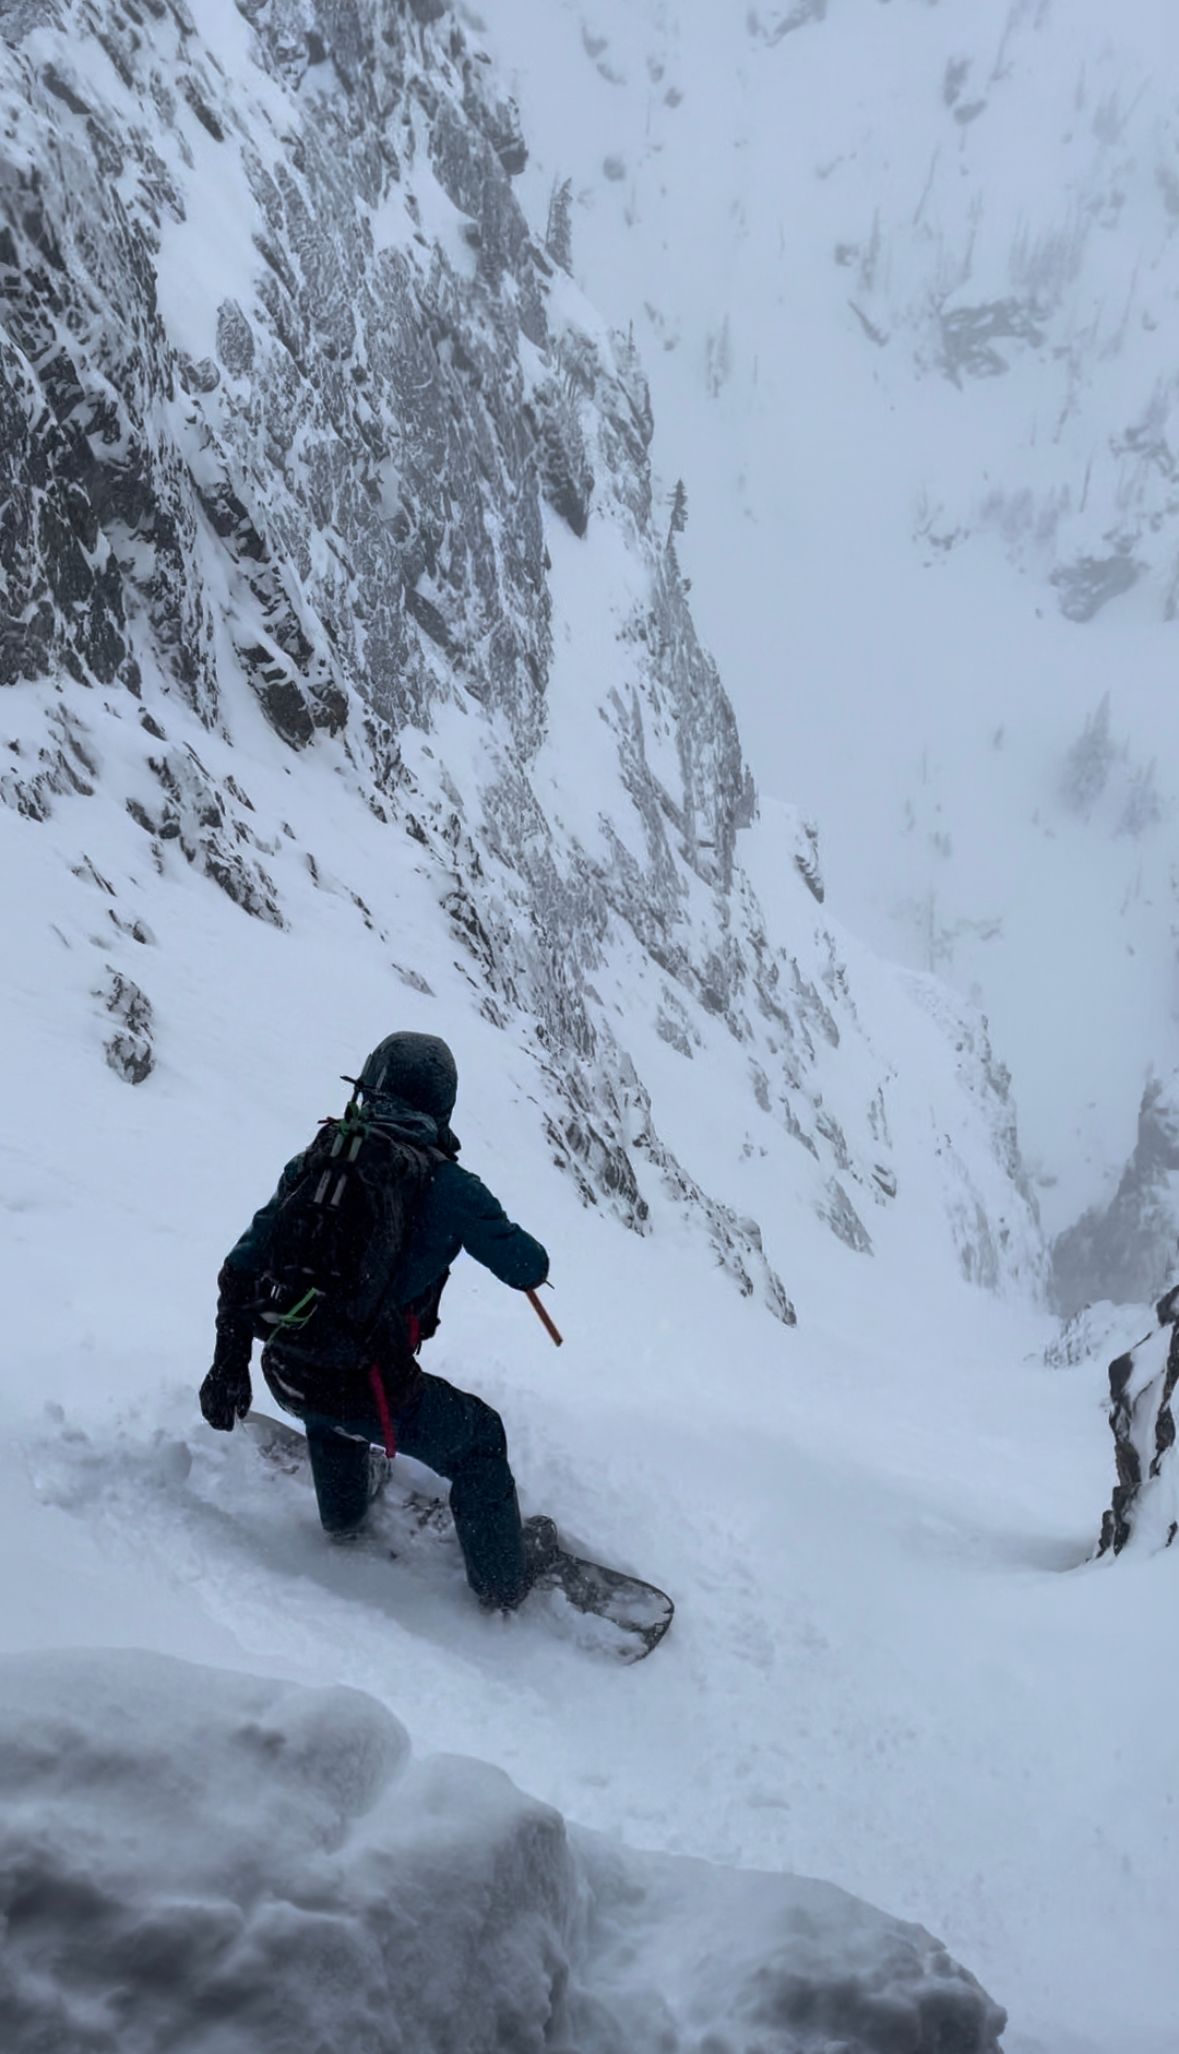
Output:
top-left (0, 1649), bottom-right (1006, 2053)
top-left (1098, 1286), bottom-right (1179, 1557)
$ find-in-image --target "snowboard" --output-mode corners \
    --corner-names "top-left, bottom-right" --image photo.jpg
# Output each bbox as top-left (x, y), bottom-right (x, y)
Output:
top-left (243, 1410), bottom-right (674, 1663)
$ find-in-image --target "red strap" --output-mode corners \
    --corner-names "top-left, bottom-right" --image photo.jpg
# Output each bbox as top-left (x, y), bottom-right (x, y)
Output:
top-left (368, 1363), bottom-right (397, 1461)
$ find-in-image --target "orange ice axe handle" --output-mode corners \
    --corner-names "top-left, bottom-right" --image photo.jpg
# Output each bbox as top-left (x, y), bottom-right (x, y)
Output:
top-left (527, 1288), bottom-right (563, 1347)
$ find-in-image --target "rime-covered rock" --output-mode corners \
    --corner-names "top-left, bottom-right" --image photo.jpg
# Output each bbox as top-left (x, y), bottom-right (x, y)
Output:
top-left (99, 969), bottom-right (154, 1085)
top-left (1053, 1073), bottom-right (1179, 1316)
top-left (1097, 1287), bottom-right (1179, 1556)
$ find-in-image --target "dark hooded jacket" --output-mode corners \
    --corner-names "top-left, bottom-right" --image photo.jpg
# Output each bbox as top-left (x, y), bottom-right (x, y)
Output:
top-left (221, 1033), bottom-right (548, 1334)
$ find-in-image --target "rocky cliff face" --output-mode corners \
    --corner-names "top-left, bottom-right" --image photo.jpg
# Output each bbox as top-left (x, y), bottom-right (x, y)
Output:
top-left (1098, 1285), bottom-right (1179, 1557)
top-left (0, 0), bottom-right (1043, 1313)
top-left (1053, 1073), bottom-right (1179, 1316)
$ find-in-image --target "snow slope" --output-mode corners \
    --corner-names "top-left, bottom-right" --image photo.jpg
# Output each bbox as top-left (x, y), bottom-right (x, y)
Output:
top-left (4, 787), bottom-right (1177, 2050)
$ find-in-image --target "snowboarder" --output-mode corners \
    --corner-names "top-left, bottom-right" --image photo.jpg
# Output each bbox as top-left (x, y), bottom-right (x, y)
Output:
top-left (199, 1031), bottom-right (553, 1610)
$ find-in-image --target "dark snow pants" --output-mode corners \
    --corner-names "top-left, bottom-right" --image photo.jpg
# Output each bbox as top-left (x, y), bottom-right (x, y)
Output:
top-left (301, 1373), bottom-right (528, 1609)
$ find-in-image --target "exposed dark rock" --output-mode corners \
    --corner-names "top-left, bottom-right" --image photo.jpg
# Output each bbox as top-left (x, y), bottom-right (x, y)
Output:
top-left (41, 64), bottom-right (90, 116)
top-left (529, 377), bottom-right (594, 536)
top-left (242, 656), bottom-right (316, 748)
top-left (216, 300), bottom-right (255, 377)
top-left (404, 585), bottom-right (460, 654)
top-left (392, 961), bottom-right (435, 996)
top-left (178, 354), bottom-right (220, 395)
top-left (475, 92), bottom-right (528, 177)
top-left (793, 819), bottom-right (825, 902)
top-left (178, 76), bottom-right (225, 142)
top-left (938, 298), bottom-right (1043, 383)
top-left (1051, 553), bottom-right (1142, 623)
top-left (0, 337), bottom-right (131, 691)
top-left (129, 747), bottom-right (286, 924)
top-left (1097, 1293), bottom-right (1179, 1555)
top-left (546, 1101), bottom-right (650, 1231)
top-left (100, 969), bottom-right (154, 1084)
top-left (0, 706), bottom-right (100, 818)
top-left (1053, 1072), bottom-right (1179, 1315)
top-left (820, 1179), bottom-right (874, 1254)
top-left (747, 3), bottom-right (828, 43)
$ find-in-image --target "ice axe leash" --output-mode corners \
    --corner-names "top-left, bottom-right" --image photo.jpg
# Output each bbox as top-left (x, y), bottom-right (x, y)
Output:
top-left (527, 1288), bottom-right (563, 1347)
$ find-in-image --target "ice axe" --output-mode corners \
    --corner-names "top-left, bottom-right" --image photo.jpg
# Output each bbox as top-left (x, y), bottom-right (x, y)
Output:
top-left (526, 1287), bottom-right (563, 1347)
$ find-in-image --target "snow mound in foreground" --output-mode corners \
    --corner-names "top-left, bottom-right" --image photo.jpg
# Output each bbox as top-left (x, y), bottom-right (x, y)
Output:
top-left (0, 1649), bottom-right (1005, 2053)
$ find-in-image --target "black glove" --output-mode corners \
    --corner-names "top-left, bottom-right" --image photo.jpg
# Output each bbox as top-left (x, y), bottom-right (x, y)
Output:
top-left (199, 1344), bottom-right (252, 1430)
top-left (200, 1262), bottom-right (256, 1430)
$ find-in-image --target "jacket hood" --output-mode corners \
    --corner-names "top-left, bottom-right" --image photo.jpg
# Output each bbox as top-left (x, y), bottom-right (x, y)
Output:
top-left (358, 1033), bottom-right (458, 1122)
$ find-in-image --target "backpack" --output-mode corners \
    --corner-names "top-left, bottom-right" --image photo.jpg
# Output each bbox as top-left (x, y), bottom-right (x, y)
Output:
top-left (256, 1097), bottom-right (438, 1410)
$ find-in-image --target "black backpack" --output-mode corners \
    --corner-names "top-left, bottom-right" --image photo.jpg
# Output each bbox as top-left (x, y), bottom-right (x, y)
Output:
top-left (256, 1097), bottom-right (438, 1404)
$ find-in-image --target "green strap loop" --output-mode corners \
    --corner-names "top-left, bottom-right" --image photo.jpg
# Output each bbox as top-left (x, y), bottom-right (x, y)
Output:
top-left (268, 1286), bottom-right (322, 1331)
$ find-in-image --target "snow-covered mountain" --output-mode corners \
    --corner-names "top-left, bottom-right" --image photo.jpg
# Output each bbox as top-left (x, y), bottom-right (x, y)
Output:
top-left (494, 0), bottom-right (1179, 1291)
top-left (1, 0), bottom-right (1045, 1306)
top-left (3, 4), bottom-right (1179, 2051)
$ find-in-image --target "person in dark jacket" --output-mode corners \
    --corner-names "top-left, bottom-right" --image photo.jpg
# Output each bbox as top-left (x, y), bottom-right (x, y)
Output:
top-left (199, 1032), bottom-right (552, 1610)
